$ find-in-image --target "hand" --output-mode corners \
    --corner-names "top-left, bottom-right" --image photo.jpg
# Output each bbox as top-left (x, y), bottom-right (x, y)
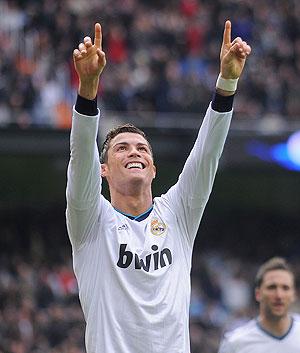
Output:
top-left (220, 20), bottom-right (251, 79)
top-left (73, 23), bottom-right (106, 99)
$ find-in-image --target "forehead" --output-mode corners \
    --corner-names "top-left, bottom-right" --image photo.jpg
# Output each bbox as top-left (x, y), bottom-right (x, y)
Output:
top-left (110, 132), bottom-right (149, 147)
top-left (262, 269), bottom-right (294, 287)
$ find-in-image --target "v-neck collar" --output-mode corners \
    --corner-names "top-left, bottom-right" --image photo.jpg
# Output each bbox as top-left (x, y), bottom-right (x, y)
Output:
top-left (114, 205), bottom-right (153, 222)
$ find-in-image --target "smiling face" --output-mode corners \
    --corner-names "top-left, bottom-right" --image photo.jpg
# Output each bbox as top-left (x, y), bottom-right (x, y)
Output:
top-left (101, 132), bottom-right (156, 195)
top-left (255, 269), bottom-right (295, 321)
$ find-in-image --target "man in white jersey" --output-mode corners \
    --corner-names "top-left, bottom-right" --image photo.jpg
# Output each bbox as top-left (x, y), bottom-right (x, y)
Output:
top-left (66, 20), bottom-right (251, 353)
top-left (218, 257), bottom-right (300, 353)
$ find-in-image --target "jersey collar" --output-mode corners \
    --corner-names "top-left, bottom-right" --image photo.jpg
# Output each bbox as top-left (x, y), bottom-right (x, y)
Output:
top-left (256, 316), bottom-right (294, 340)
top-left (114, 205), bottom-right (153, 222)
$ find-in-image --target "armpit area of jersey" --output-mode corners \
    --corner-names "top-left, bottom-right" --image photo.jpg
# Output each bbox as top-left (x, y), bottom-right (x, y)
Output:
top-left (75, 94), bottom-right (98, 116)
top-left (211, 91), bottom-right (234, 112)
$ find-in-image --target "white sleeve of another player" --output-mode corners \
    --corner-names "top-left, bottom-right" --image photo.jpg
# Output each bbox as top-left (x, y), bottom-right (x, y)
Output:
top-left (66, 108), bottom-right (102, 250)
top-left (162, 103), bottom-right (232, 245)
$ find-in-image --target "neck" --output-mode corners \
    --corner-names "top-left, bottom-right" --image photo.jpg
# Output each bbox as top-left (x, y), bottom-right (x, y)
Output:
top-left (110, 189), bottom-right (153, 217)
top-left (258, 314), bottom-right (292, 337)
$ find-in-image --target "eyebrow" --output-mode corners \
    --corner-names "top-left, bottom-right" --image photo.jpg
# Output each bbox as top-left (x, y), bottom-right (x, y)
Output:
top-left (112, 141), bottom-right (149, 148)
top-left (265, 283), bottom-right (292, 288)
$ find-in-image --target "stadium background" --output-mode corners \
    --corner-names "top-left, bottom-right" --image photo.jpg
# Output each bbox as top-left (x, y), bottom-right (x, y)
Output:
top-left (0, 0), bottom-right (300, 352)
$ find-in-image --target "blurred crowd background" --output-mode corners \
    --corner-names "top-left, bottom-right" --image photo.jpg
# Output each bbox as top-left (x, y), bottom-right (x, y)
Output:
top-left (0, 0), bottom-right (300, 128)
top-left (1, 0), bottom-right (300, 353)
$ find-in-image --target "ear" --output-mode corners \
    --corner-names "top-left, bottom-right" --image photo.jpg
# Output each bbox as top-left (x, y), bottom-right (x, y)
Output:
top-left (101, 163), bottom-right (108, 178)
top-left (153, 164), bottom-right (156, 179)
top-left (291, 286), bottom-right (297, 304)
top-left (255, 287), bottom-right (261, 303)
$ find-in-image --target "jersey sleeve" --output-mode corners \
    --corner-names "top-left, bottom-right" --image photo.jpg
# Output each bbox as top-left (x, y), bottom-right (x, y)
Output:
top-left (161, 103), bottom-right (232, 245)
top-left (66, 107), bottom-right (102, 250)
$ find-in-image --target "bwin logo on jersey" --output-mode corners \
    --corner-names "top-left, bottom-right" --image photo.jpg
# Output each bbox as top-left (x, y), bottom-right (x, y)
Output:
top-left (117, 244), bottom-right (172, 272)
top-left (150, 218), bottom-right (167, 236)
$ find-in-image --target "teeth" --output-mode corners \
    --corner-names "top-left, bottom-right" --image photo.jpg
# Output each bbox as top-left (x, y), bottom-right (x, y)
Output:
top-left (127, 162), bottom-right (143, 169)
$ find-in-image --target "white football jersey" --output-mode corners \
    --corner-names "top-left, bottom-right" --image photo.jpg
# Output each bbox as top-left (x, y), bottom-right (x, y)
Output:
top-left (66, 104), bottom-right (232, 353)
top-left (218, 316), bottom-right (300, 353)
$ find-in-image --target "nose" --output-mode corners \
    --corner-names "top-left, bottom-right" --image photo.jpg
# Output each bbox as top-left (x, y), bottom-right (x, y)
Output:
top-left (274, 287), bottom-right (285, 299)
top-left (128, 146), bottom-right (141, 157)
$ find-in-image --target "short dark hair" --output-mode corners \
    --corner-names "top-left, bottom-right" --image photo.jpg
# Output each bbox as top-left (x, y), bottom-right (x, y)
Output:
top-left (100, 123), bottom-right (153, 163)
top-left (255, 257), bottom-right (294, 288)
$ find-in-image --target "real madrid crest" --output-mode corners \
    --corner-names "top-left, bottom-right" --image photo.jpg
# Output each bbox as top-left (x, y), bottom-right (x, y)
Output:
top-left (150, 217), bottom-right (167, 236)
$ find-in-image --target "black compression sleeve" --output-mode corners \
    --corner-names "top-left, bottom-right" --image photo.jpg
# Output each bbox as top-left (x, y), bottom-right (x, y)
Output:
top-left (75, 94), bottom-right (98, 116)
top-left (211, 91), bottom-right (234, 112)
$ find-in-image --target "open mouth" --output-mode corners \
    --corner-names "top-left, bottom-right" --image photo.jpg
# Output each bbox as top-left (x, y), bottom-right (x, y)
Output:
top-left (125, 162), bottom-right (145, 169)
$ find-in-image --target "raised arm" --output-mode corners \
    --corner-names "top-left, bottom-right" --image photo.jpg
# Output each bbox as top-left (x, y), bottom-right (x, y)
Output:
top-left (66, 23), bottom-right (107, 250)
top-left (162, 20), bottom-right (251, 244)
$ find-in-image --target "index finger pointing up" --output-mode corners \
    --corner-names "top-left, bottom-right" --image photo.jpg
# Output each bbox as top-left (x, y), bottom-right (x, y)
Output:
top-left (223, 20), bottom-right (231, 46)
top-left (94, 22), bottom-right (102, 49)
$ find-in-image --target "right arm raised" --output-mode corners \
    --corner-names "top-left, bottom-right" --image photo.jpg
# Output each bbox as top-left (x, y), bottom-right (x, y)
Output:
top-left (66, 23), bottom-right (106, 250)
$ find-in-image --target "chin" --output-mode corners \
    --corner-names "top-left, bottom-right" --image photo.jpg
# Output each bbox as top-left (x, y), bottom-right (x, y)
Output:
top-left (271, 311), bottom-right (288, 320)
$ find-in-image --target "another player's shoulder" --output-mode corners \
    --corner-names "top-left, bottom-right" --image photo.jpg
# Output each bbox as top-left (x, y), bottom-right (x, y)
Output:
top-left (224, 314), bottom-right (300, 342)
top-left (219, 319), bottom-right (259, 353)
top-left (292, 313), bottom-right (300, 327)
top-left (293, 313), bottom-right (300, 320)
top-left (224, 319), bottom-right (259, 342)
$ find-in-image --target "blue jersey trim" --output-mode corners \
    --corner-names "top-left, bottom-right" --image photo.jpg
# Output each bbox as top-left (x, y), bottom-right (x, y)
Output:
top-left (256, 317), bottom-right (294, 340)
top-left (114, 205), bottom-right (153, 222)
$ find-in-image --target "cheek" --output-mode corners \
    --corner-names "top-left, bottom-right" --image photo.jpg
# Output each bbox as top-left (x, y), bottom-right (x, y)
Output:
top-left (257, 291), bottom-right (271, 304)
top-left (287, 291), bottom-right (296, 302)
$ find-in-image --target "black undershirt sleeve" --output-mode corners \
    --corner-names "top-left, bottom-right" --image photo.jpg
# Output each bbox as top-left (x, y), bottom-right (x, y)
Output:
top-left (211, 91), bottom-right (234, 113)
top-left (74, 91), bottom-right (233, 116)
top-left (75, 94), bottom-right (98, 116)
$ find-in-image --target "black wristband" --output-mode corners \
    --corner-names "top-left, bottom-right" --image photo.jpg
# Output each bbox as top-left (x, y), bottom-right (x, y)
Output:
top-left (75, 94), bottom-right (98, 116)
top-left (211, 91), bottom-right (234, 112)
